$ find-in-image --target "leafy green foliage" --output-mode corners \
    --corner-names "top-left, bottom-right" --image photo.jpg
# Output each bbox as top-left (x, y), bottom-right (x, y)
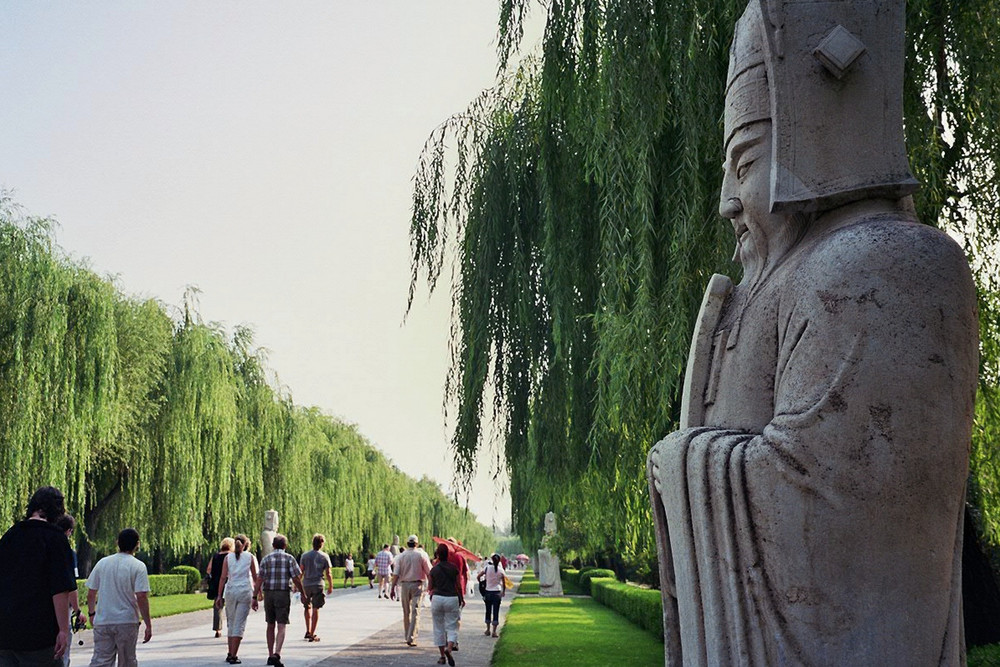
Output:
top-left (147, 574), bottom-right (188, 597)
top-left (0, 197), bottom-right (495, 566)
top-left (168, 565), bottom-right (202, 593)
top-left (590, 577), bottom-right (663, 641)
top-left (579, 568), bottom-right (615, 593)
top-left (410, 0), bottom-right (1000, 566)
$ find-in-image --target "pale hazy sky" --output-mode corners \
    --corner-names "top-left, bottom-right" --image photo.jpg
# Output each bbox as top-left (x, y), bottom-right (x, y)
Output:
top-left (1, 2), bottom-right (542, 529)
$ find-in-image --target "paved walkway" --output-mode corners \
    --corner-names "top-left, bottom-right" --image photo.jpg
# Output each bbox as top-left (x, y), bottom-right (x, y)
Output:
top-left (69, 570), bottom-right (523, 667)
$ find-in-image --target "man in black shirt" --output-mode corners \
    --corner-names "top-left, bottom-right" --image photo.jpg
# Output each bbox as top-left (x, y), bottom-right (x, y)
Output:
top-left (0, 486), bottom-right (77, 666)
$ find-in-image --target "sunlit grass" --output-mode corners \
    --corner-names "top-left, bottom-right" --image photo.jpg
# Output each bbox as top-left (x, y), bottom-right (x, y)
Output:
top-left (517, 568), bottom-right (539, 594)
top-left (148, 593), bottom-right (214, 618)
top-left (492, 597), bottom-right (662, 666)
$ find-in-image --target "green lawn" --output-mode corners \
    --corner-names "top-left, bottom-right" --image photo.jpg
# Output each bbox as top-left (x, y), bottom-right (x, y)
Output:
top-left (517, 568), bottom-right (539, 594)
top-left (148, 593), bottom-right (215, 618)
top-left (492, 596), bottom-right (663, 666)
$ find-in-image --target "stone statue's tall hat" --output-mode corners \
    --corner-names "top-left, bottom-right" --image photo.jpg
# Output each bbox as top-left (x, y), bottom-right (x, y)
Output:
top-left (726, 0), bottom-right (919, 214)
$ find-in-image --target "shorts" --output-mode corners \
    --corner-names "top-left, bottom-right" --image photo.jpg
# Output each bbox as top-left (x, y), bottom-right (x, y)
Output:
top-left (263, 589), bottom-right (291, 624)
top-left (344, 570), bottom-right (354, 578)
top-left (367, 571), bottom-right (375, 580)
top-left (301, 584), bottom-right (326, 609)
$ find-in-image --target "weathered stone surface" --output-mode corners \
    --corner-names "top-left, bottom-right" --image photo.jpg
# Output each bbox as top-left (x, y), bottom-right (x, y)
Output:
top-left (260, 509), bottom-right (278, 560)
top-left (538, 512), bottom-right (563, 597)
top-left (647, 1), bottom-right (978, 664)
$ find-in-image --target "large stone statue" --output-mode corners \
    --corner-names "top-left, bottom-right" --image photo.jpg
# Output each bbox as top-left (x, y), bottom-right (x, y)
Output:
top-left (390, 534), bottom-right (401, 557)
top-left (537, 511), bottom-right (563, 597)
top-left (647, 1), bottom-right (978, 664)
top-left (260, 509), bottom-right (278, 560)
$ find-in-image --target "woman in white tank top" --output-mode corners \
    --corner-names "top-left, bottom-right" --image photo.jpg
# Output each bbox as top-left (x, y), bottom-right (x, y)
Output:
top-left (215, 534), bottom-right (258, 664)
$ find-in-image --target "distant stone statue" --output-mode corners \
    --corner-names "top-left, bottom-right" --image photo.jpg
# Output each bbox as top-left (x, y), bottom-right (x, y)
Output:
top-left (390, 534), bottom-right (401, 557)
top-left (260, 509), bottom-right (279, 560)
top-left (543, 511), bottom-right (557, 537)
top-left (647, 1), bottom-right (978, 664)
top-left (537, 512), bottom-right (563, 597)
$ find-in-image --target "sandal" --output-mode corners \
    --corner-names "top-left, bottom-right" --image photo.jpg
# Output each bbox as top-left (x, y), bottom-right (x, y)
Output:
top-left (446, 650), bottom-right (455, 667)
top-left (437, 658), bottom-right (446, 665)
top-left (310, 635), bottom-right (320, 642)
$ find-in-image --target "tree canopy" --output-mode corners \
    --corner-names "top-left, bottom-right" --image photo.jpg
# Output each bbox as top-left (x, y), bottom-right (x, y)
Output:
top-left (0, 196), bottom-right (495, 571)
top-left (409, 0), bottom-right (1000, 569)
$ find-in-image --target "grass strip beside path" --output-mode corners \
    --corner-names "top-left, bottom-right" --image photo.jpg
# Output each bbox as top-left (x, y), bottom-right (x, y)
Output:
top-left (149, 593), bottom-right (215, 618)
top-left (492, 597), bottom-right (662, 666)
top-left (518, 568), bottom-right (539, 594)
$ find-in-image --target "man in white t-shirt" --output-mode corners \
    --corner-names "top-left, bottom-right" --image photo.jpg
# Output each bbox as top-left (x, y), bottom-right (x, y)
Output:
top-left (85, 528), bottom-right (152, 667)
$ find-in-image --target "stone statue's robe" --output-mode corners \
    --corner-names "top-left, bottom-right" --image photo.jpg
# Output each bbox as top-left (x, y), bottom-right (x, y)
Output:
top-left (650, 215), bottom-right (978, 665)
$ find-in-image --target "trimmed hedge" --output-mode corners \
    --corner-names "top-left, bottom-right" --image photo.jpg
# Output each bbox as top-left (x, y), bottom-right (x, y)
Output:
top-left (148, 574), bottom-right (187, 596)
top-left (169, 565), bottom-right (201, 593)
top-left (580, 568), bottom-right (616, 592)
top-left (77, 574), bottom-right (187, 599)
top-left (590, 578), bottom-right (663, 640)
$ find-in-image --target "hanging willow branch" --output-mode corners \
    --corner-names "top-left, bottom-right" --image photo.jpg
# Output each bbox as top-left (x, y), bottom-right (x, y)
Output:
top-left (410, 0), bottom-right (1000, 560)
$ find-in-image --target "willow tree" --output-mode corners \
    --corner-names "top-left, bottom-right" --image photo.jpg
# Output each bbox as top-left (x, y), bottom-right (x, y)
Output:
top-left (0, 196), bottom-right (495, 569)
top-left (409, 0), bottom-right (1000, 566)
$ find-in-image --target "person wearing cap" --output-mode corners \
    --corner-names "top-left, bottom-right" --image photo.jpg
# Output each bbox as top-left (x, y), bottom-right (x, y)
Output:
top-left (390, 534), bottom-right (432, 646)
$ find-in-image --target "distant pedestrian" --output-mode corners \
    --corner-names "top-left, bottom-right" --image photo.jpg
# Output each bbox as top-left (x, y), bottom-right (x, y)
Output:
top-left (299, 534), bottom-right (333, 642)
top-left (477, 553), bottom-right (506, 638)
top-left (374, 544), bottom-right (393, 599)
top-left (343, 553), bottom-right (356, 588)
top-left (0, 486), bottom-right (77, 666)
top-left (215, 534), bottom-right (258, 664)
top-left (389, 535), bottom-right (432, 646)
top-left (206, 537), bottom-right (234, 638)
top-left (428, 543), bottom-right (463, 666)
top-left (252, 535), bottom-right (304, 667)
top-left (445, 538), bottom-right (470, 651)
top-left (85, 528), bottom-right (152, 667)
top-left (365, 554), bottom-right (376, 589)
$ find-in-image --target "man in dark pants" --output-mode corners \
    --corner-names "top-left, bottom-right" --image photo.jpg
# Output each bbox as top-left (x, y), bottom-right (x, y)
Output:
top-left (0, 487), bottom-right (77, 666)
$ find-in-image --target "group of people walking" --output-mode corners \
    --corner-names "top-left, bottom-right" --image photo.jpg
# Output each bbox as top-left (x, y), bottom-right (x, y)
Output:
top-left (206, 531), bottom-right (511, 667)
top-left (0, 486), bottom-right (153, 667)
top-left (0, 487), bottom-right (513, 667)
top-left (205, 532), bottom-right (335, 667)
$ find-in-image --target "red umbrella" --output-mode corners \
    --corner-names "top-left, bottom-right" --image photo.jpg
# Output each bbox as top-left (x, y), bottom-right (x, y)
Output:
top-left (432, 536), bottom-right (479, 561)
top-left (515, 554), bottom-right (530, 561)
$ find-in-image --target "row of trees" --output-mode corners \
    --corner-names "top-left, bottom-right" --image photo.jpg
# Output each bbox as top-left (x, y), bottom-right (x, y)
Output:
top-left (408, 0), bottom-right (1000, 576)
top-left (0, 196), bottom-right (494, 574)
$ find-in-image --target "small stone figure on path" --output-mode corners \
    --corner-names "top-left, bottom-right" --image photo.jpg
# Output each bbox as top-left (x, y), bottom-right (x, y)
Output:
top-left (260, 510), bottom-right (278, 560)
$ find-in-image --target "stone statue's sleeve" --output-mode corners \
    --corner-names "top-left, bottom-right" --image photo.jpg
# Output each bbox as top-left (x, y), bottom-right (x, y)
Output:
top-left (650, 221), bottom-right (978, 664)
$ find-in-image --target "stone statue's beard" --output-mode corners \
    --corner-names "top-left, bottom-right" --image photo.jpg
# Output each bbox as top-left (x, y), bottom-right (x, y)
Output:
top-left (737, 212), bottom-right (811, 289)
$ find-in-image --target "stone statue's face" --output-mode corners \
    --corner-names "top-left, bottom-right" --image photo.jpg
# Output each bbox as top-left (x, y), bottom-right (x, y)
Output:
top-left (720, 120), bottom-right (797, 285)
